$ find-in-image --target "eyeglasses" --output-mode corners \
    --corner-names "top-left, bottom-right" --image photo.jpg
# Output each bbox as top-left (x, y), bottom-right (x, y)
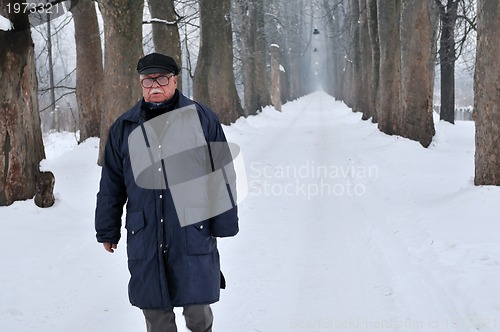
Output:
top-left (140, 75), bottom-right (175, 88)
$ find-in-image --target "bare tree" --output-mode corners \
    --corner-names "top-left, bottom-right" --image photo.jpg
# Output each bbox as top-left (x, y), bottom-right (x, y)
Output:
top-left (366, 0), bottom-right (379, 123)
top-left (172, 0), bottom-right (199, 97)
top-left (0, 1), bottom-right (53, 206)
top-left (474, 0), bottom-right (500, 185)
top-left (234, 0), bottom-right (271, 116)
top-left (434, 0), bottom-right (475, 124)
top-left (70, 0), bottom-right (103, 142)
top-left (264, 0), bottom-right (289, 100)
top-left (282, 0), bottom-right (312, 100)
top-left (399, 0), bottom-right (437, 147)
top-left (321, 0), bottom-right (347, 100)
top-left (96, 0), bottom-right (144, 164)
top-left (358, 0), bottom-right (375, 121)
top-left (46, 14), bottom-right (58, 131)
top-left (147, 0), bottom-right (183, 91)
top-left (194, 0), bottom-right (243, 124)
top-left (32, 8), bottom-right (77, 133)
top-left (343, 0), bottom-right (360, 110)
top-left (376, 0), bottom-right (401, 135)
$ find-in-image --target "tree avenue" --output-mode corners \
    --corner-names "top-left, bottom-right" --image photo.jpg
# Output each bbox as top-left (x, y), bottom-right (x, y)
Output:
top-left (0, 0), bottom-right (498, 207)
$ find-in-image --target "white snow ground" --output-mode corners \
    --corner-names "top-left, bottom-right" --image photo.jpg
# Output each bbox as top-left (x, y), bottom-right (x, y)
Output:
top-left (0, 14), bottom-right (13, 31)
top-left (1, 91), bottom-right (499, 332)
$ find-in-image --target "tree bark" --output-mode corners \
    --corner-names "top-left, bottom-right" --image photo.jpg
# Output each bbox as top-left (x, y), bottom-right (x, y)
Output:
top-left (376, 0), bottom-right (401, 135)
top-left (97, 0), bottom-right (144, 165)
top-left (436, 0), bottom-right (459, 124)
top-left (366, 0), bottom-right (379, 123)
top-left (194, 0), bottom-right (243, 124)
top-left (343, 0), bottom-right (361, 110)
top-left (0, 2), bottom-right (52, 206)
top-left (71, 0), bottom-right (103, 142)
top-left (474, 0), bottom-right (500, 185)
top-left (358, 0), bottom-right (374, 120)
top-left (236, 0), bottom-right (271, 116)
top-left (148, 0), bottom-right (183, 91)
top-left (399, 0), bottom-right (436, 147)
top-left (323, 0), bottom-right (345, 101)
top-left (270, 44), bottom-right (282, 112)
top-left (46, 16), bottom-right (58, 131)
top-left (285, 0), bottom-right (305, 100)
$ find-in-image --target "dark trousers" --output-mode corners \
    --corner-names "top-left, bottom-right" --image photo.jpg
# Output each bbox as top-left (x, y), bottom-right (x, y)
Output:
top-left (143, 305), bottom-right (213, 332)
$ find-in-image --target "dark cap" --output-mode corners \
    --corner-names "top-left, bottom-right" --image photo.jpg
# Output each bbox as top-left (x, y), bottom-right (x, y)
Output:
top-left (137, 53), bottom-right (180, 75)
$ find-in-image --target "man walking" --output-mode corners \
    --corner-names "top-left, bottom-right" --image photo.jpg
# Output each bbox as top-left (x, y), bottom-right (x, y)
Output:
top-left (95, 53), bottom-right (239, 332)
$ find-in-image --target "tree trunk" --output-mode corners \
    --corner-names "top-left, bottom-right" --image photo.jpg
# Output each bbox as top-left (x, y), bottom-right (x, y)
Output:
top-left (358, 0), bottom-right (374, 120)
top-left (399, 0), bottom-right (436, 147)
top-left (367, 0), bottom-right (379, 123)
top-left (148, 0), bottom-right (183, 91)
top-left (474, 0), bottom-right (500, 185)
top-left (265, 0), bottom-right (290, 102)
top-left (270, 44), bottom-right (282, 112)
top-left (46, 15), bottom-right (58, 131)
top-left (0, 3), bottom-right (52, 206)
top-left (323, 0), bottom-right (345, 101)
top-left (97, 0), bottom-right (144, 165)
top-left (71, 0), bottom-right (103, 142)
top-left (351, 0), bottom-right (361, 111)
top-left (236, 0), bottom-right (271, 116)
top-left (343, 0), bottom-right (361, 110)
top-left (376, 0), bottom-right (401, 135)
top-left (194, 0), bottom-right (243, 124)
top-left (436, 0), bottom-right (459, 124)
top-left (285, 0), bottom-right (305, 100)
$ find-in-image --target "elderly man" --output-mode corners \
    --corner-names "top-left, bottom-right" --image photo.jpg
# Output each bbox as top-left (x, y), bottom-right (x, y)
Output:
top-left (95, 53), bottom-right (239, 332)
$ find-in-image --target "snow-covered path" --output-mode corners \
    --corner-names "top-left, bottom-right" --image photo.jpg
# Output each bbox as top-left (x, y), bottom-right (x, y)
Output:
top-left (1, 92), bottom-right (499, 332)
top-left (217, 92), bottom-right (500, 332)
top-left (216, 93), bottom-right (400, 331)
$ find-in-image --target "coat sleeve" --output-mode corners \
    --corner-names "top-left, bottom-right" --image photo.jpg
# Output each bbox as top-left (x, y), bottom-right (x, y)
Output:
top-left (95, 123), bottom-right (127, 244)
top-left (200, 105), bottom-right (239, 238)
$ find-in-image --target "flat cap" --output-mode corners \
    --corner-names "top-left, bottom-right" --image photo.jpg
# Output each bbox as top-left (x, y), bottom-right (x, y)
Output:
top-left (137, 53), bottom-right (180, 75)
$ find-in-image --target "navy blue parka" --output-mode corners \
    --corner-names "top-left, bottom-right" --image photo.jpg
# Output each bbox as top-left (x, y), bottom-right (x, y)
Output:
top-left (95, 91), bottom-right (239, 309)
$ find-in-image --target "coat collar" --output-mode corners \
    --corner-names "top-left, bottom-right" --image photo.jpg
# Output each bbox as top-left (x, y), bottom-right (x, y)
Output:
top-left (120, 90), bottom-right (195, 124)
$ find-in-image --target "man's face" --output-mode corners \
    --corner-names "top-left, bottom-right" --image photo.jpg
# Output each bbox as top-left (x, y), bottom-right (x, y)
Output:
top-left (140, 73), bottom-right (177, 103)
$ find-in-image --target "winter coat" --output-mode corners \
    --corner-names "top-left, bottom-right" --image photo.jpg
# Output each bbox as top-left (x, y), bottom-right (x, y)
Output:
top-left (95, 91), bottom-right (239, 309)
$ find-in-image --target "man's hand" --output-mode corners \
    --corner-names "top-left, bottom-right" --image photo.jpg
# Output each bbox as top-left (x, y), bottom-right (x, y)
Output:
top-left (103, 243), bottom-right (117, 253)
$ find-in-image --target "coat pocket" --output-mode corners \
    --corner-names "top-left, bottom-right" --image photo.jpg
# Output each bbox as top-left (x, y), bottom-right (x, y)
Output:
top-left (125, 210), bottom-right (146, 260)
top-left (185, 220), bottom-right (216, 255)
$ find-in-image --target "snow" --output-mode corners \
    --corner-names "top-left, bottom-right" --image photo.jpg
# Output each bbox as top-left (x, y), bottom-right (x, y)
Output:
top-left (1, 91), bottom-right (499, 331)
top-left (0, 14), bottom-right (13, 31)
top-left (148, 17), bottom-right (177, 25)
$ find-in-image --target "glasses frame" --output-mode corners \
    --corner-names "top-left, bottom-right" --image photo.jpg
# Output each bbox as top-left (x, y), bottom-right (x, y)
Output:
top-left (140, 74), bottom-right (175, 88)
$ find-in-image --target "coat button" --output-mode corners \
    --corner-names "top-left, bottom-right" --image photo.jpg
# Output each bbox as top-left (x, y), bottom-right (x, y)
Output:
top-left (160, 218), bottom-right (164, 223)
top-left (199, 225), bottom-right (204, 230)
top-left (131, 231), bottom-right (135, 234)
top-left (159, 195), bottom-right (163, 199)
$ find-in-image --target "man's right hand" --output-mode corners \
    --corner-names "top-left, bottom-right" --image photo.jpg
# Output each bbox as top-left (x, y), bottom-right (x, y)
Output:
top-left (103, 243), bottom-right (117, 253)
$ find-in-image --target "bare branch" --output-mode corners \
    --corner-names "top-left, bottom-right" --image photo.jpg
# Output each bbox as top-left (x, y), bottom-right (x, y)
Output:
top-left (456, 14), bottom-right (476, 31)
top-left (39, 91), bottom-right (76, 113)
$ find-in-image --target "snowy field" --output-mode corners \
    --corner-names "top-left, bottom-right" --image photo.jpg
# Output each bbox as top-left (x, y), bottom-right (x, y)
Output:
top-left (1, 91), bottom-right (499, 332)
